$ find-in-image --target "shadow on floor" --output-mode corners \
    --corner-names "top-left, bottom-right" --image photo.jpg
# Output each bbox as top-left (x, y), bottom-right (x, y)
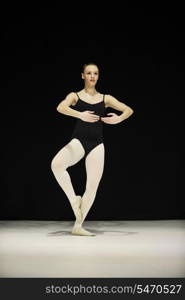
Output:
top-left (47, 230), bottom-right (139, 236)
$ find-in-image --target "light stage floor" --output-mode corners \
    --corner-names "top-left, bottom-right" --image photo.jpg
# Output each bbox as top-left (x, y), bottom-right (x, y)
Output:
top-left (0, 220), bottom-right (184, 278)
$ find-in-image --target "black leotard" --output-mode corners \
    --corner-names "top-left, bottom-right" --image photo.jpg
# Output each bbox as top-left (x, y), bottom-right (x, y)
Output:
top-left (70, 93), bottom-right (106, 157)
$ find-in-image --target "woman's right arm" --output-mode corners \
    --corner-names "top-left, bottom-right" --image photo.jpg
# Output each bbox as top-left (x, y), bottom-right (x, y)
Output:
top-left (57, 92), bottom-right (100, 123)
top-left (56, 92), bottom-right (81, 119)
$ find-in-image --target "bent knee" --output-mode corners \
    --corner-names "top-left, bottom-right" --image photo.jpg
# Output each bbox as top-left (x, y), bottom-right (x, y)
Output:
top-left (51, 157), bottom-right (66, 171)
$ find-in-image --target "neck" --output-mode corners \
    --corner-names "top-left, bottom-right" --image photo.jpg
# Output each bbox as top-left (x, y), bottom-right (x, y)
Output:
top-left (83, 86), bottom-right (97, 96)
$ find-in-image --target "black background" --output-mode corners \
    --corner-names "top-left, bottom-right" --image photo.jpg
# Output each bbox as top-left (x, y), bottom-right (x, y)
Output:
top-left (0, 3), bottom-right (184, 220)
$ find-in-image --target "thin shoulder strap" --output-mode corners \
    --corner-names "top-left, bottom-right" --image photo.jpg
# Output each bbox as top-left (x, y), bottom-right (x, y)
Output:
top-left (103, 94), bottom-right (105, 102)
top-left (76, 92), bottom-right (80, 99)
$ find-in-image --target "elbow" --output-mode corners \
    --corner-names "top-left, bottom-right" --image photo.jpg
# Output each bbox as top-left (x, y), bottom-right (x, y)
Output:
top-left (56, 105), bottom-right (64, 112)
top-left (130, 108), bottom-right (134, 114)
top-left (127, 108), bottom-right (134, 115)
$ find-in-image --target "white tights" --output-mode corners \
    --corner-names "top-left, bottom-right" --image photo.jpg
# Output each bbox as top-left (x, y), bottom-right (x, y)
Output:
top-left (51, 138), bottom-right (105, 227)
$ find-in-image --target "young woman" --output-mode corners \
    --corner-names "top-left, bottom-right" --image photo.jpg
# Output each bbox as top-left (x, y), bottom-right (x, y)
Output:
top-left (51, 63), bottom-right (134, 236)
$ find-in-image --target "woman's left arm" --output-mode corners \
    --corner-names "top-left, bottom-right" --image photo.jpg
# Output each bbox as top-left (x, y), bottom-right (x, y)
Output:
top-left (101, 95), bottom-right (134, 124)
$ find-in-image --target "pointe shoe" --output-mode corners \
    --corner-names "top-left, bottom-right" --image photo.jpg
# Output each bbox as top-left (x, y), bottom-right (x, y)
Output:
top-left (71, 226), bottom-right (96, 236)
top-left (72, 195), bottom-right (82, 223)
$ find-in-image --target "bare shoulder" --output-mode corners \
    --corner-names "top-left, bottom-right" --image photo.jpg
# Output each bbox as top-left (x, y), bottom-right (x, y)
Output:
top-left (105, 94), bottom-right (116, 101)
top-left (67, 92), bottom-right (79, 106)
top-left (57, 92), bottom-right (78, 108)
top-left (104, 94), bottom-right (112, 108)
top-left (56, 92), bottom-right (78, 110)
top-left (104, 94), bottom-right (131, 111)
top-left (66, 92), bottom-right (78, 102)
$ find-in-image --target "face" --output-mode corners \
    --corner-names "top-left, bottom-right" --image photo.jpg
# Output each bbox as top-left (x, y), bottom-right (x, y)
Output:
top-left (81, 65), bottom-right (99, 86)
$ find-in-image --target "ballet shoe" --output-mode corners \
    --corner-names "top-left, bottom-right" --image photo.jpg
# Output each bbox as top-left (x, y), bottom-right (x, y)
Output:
top-left (71, 226), bottom-right (96, 236)
top-left (72, 195), bottom-right (82, 223)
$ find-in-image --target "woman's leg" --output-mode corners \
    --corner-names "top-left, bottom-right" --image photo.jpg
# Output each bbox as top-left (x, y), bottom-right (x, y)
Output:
top-left (73, 143), bottom-right (105, 233)
top-left (51, 138), bottom-right (85, 207)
